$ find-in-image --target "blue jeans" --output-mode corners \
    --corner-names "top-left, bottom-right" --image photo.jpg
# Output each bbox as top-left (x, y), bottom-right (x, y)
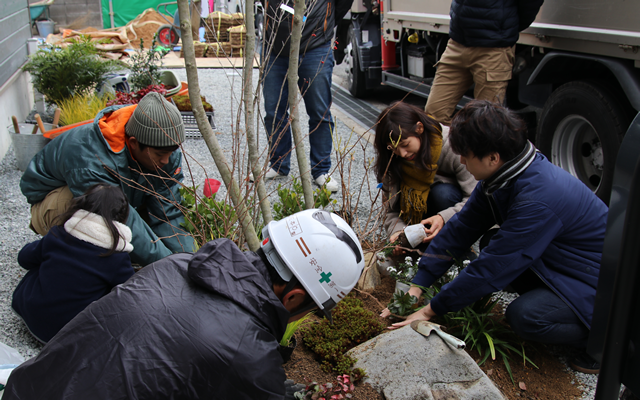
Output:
top-left (263, 41), bottom-right (335, 179)
top-left (505, 286), bottom-right (590, 348)
top-left (427, 182), bottom-right (463, 216)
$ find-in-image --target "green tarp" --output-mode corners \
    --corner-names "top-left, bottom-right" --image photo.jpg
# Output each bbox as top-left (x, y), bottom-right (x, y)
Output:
top-left (100, 0), bottom-right (177, 29)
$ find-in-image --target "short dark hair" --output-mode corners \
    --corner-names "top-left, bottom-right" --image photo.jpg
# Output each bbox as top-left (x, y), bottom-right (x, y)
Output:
top-left (449, 100), bottom-right (528, 162)
top-left (374, 101), bottom-right (442, 185)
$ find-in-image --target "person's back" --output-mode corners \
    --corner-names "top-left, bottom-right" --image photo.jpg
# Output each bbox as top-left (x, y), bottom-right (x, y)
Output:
top-left (5, 239), bottom-right (289, 400)
top-left (5, 210), bottom-right (366, 398)
top-left (12, 184), bottom-right (135, 343)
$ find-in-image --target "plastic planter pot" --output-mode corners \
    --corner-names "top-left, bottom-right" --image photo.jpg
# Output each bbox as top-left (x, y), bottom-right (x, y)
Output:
top-left (278, 336), bottom-right (297, 364)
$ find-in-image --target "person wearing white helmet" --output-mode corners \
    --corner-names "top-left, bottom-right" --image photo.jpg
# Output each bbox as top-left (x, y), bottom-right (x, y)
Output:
top-left (261, 209), bottom-right (366, 322)
top-left (4, 209), bottom-right (364, 400)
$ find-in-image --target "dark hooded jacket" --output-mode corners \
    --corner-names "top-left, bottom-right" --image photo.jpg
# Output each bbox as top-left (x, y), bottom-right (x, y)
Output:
top-left (449, 0), bottom-right (544, 48)
top-left (264, 0), bottom-right (352, 57)
top-left (4, 239), bottom-right (290, 400)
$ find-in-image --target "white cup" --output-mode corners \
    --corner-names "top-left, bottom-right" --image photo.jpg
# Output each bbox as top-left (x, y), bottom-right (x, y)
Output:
top-left (404, 224), bottom-right (427, 248)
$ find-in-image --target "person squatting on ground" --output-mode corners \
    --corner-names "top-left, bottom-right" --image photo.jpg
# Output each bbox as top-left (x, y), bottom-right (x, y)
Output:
top-left (11, 184), bottom-right (135, 343)
top-left (425, 0), bottom-right (544, 126)
top-left (258, 0), bottom-right (353, 192)
top-left (20, 92), bottom-right (194, 266)
top-left (383, 100), bottom-right (608, 374)
top-left (4, 209), bottom-right (365, 399)
top-left (374, 102), bottom-right (477, 254)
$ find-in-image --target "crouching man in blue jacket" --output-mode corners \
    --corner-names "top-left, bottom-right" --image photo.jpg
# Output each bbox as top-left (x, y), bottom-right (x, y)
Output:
top-left (384, 100), bottom-right (608, 374)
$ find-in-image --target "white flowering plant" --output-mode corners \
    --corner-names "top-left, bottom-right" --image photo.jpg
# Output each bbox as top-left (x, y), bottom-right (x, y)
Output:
top-left (385, 256), bottom-right (419, 284)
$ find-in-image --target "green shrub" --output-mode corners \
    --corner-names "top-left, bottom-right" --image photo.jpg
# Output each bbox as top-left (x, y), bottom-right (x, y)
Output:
top-left (272, 178), bottom-right (336, 221)
top-left (22, 37), bottom-right (123, 105)
top-left (127, 36), bottom-right (169, 91)
top-left (179, 186), bottom-right (238, 248)
top-left (300, 296), bottom-right (385, 374)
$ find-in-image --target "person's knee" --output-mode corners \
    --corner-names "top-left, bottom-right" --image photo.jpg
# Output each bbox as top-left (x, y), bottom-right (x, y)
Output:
top-left (30, 186), bottom-right (73, 235)
top-left (429, 183), bottom-right (462, 213)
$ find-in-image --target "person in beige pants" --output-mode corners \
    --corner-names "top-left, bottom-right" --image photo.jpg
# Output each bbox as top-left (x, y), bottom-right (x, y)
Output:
top-left (426, 40), bottom-right (515, 126)
top-left (425, 0), bottom-right (544, 126)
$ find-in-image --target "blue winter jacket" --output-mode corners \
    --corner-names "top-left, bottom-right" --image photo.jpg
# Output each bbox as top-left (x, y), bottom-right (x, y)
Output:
top-left (412, 153), bottom-right (607, 328)
top-left (20, 105), bottom-right (195, 266)
top-left (449, 0), bottom-right (544, 48)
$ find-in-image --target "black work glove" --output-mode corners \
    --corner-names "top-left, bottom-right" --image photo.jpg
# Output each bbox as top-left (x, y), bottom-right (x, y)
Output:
top-left (284, 379), bottom-right (306, 400)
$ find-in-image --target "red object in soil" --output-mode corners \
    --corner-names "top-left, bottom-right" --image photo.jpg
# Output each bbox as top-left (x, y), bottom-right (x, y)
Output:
top-left (203, 179), bottom-right (221, 198)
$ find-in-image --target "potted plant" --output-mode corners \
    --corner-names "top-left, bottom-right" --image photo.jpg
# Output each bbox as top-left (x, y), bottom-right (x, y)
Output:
top-left (22, 36), bottom-right (123, 105)
top-left (278, 312), bottom-right (314, 364)
top-left (127, 36), bottom-right (180, 97)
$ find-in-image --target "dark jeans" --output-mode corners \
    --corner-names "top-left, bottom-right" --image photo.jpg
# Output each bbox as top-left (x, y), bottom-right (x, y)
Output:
top-left (505, 270), bottom-right (590, 348)
top-left (262, 41), bottom-right (334, 179)
top-left (427, 182), bottom-right (463, 218)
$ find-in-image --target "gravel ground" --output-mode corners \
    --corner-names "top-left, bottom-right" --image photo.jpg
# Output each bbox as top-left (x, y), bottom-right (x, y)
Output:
top-left (0, 68), bottom-right (600, 398)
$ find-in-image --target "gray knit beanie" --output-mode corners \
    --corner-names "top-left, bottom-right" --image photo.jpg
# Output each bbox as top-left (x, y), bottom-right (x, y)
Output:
top-left (125, 92), bottom-right (185, 147)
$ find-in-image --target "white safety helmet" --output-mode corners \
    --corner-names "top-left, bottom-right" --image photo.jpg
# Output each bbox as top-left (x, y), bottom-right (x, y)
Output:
top-left (261, 209), bottom-right (365, 321)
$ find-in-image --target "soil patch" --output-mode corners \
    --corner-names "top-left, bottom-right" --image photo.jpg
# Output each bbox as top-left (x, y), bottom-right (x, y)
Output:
top-left (284, 274), bottom-right (584, 400)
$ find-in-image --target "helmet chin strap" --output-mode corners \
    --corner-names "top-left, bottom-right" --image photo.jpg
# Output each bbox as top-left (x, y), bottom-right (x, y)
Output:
top-left (280, 276), bottom-right (300, 302)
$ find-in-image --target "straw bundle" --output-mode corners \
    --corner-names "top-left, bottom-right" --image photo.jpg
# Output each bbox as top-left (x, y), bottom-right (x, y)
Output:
top-left (208, 42), bottom-right (233, 57)
top-left (205, 11), bottom-right (234, 43)
top-left (228, 25), bottom-right (247, 47)
top-left (180, 41), bottom-right (210, 58)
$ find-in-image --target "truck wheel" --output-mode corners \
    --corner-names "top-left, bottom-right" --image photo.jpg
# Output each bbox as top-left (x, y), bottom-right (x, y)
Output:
top-left (537, 81), bottom-right (628, 204)
top-left (345, 27), bottom-right (367, 98)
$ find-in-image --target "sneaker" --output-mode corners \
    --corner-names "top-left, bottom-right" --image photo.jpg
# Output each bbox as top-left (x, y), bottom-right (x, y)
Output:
top-left (570, 352), bottom-right (600, 374)
top-left (249, 168), bottom-right (286, 182)
top-left (314, 174), bottom-right (339, 192)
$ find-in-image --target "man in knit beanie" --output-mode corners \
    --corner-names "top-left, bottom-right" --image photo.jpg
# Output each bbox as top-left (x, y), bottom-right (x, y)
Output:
top-left (20, 92), bottom-right (195, 266)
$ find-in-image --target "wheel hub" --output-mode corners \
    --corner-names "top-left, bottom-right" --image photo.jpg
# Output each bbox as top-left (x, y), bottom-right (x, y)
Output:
top-left (551, 115), bottom-right (603, 191)
top-left (345, 43), bottom-right (354, 85)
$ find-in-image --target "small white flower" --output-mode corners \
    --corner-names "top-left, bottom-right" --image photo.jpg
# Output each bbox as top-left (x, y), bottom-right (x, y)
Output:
top-left (463, 260), bottom-right (471, 266)
top-left (387, 266), bottom-right (397, 273)
top-left (404, 256), bottom-right (413, 263)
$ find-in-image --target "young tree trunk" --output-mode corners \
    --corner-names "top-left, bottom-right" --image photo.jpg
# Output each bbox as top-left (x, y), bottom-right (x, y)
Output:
top-left (288, 0), bottom-right (314, 209)
top-left (177, 0), bottom-right (261, 251)
top-left (243, 0), bottom-right (274, 224)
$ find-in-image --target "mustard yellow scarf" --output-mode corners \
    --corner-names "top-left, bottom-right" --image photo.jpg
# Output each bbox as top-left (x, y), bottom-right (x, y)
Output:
top-left (400, 135), bottom-right (443, 225)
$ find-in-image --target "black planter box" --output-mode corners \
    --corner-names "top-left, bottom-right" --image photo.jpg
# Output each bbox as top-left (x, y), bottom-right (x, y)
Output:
top-left (180, 111), bottom-right (216, 139)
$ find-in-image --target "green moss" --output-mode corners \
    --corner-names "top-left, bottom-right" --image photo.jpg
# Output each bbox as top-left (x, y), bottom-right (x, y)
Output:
top-left (172, 94), bottom-right (214, 112)
top-left (300, 296), bottom-right (385, 374)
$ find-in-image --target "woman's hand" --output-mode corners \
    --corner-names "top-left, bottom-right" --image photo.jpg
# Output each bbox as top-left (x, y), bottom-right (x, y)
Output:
top-left (387, 303), bottom-right (437, 330)
top-left (389, 231), bottom-right (405, 256)
top-left (421, 215), bottom-right (445, 242)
